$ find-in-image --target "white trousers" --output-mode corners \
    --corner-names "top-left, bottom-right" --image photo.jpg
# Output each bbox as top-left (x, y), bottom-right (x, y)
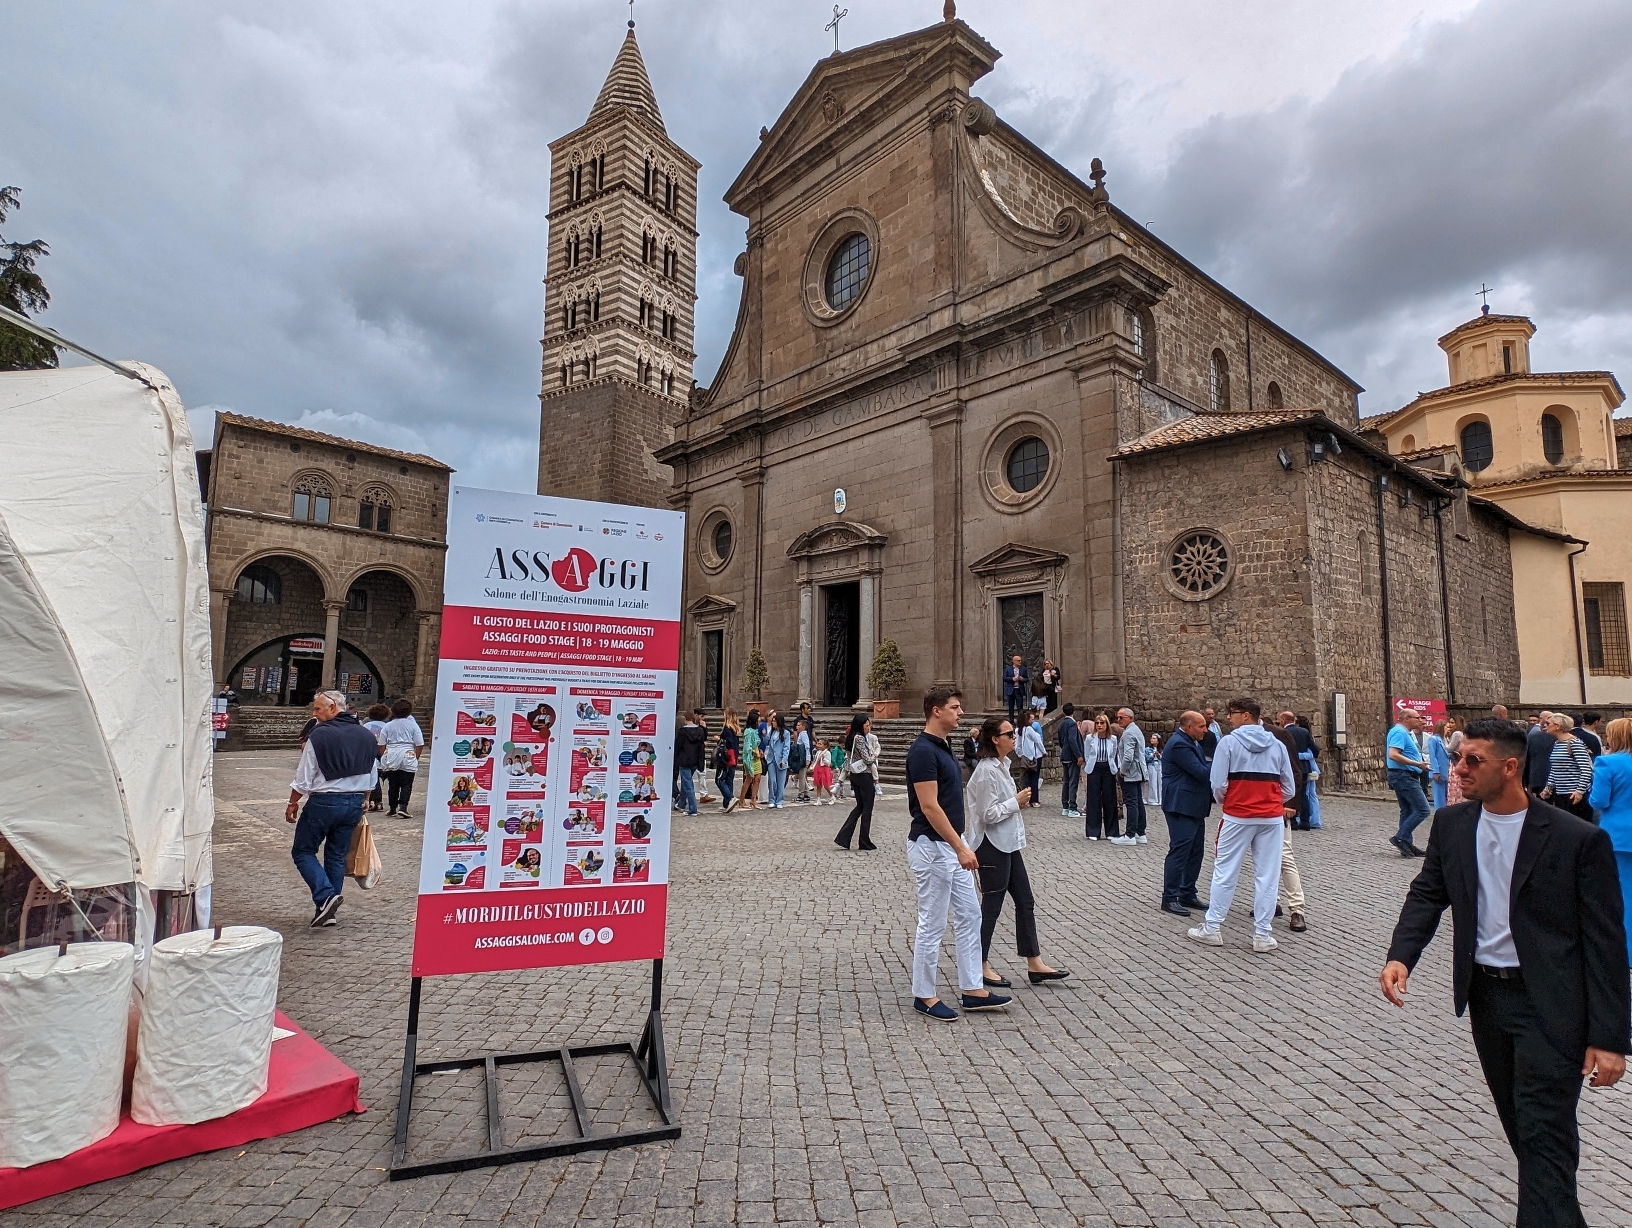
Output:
top-left (906, 835), bottom-right (983, 1000)
top-left (1203, 817), bottom-right (1285, 937)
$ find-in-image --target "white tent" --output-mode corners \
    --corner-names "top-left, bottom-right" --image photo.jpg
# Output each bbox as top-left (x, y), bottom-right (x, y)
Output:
top-left (0, 362), bottom-right (213, 896)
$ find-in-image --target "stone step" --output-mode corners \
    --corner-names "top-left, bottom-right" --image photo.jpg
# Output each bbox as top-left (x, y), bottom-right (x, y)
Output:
top-left (219, 705), bottom-right (434, 751)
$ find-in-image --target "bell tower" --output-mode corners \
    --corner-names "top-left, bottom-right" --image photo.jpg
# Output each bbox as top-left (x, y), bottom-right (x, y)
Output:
top-left (537, 19), bottom-right (699, 508)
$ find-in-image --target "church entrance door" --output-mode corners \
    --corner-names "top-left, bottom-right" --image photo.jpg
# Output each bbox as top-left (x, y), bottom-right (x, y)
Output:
top-left (822, 582), bottom-right (861, 707)
top-left (999, 593), bottom-right (1045, 690)
top-left (701, 630), bottom-right (723, 709)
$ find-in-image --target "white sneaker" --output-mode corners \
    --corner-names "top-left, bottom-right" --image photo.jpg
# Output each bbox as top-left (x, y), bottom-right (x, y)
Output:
top-left (724, 797), bottom-right (739, 813)
top-left (1253, 934), bottom-right (1279, 954)
top-left (1109, 836), bottom-right (1135, 846)
top-left (1186, 925), bottom-right (1223, 946)
top-left (1086, 835), bottom-right (1099, 841)
top-left (1135, 834), bottom-right (1148, 844)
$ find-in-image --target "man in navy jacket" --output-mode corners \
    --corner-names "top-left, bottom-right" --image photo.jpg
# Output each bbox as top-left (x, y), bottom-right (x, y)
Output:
top-left (1057, 702), bottom-right (1085, 818)
top-left (1002, 655), bottom-right (1030, 724)
top-left (1160, 710), bottom-right (1214, 915)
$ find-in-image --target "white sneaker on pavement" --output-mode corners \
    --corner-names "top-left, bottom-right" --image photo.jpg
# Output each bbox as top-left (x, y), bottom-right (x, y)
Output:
top-left (1108, 835), bottom-right (1135, 846)
top-left (1135, 834), bottom-right (1148, 844)
top-left (1253, 934), bottom-right (1279, 953)
top-left (1186, 925), bottom-right (1223, 946)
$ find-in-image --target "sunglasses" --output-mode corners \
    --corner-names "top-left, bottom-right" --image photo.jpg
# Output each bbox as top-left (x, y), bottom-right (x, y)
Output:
top-left (997, 729), bottom-right (1016, 739)
top-left (1448, 750), bottom-right (1512, 769)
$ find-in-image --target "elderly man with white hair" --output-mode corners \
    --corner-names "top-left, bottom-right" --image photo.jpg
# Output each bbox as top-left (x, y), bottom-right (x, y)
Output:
top-left (285, 690), bottom-right (380, 928)
top-left (1111, 707), bottom-right (1148, 845)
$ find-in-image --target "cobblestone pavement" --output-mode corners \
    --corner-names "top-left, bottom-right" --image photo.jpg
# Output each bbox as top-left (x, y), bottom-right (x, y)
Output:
top-left (9, 752), bottom-right (1632, 1228)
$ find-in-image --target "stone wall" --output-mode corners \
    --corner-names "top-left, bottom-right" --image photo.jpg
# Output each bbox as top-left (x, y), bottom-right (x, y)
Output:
top-left (538, 378), bottom-right (679, 510)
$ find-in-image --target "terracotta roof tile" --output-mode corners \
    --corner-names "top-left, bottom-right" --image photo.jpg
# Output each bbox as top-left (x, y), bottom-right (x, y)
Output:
top-left (214, 411), bottom-right (452, 471)
top-left (1361, 370), bottom-right (1625, 433)
top-left (1472, 468), bottom-right (1632, 492)
top-left (1436, 313), bottom-right (1533, 347)
top-left (1616, 417), bottom-right (1632, 438)
top-left (1114, 409), bottom-right (1320, 457)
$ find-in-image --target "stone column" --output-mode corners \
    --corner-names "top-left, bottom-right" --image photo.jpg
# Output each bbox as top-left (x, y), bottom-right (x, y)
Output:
top-left (737, 462), bottom-right (765, 649)
top-left (209, 587), bottom-right (233, 686)
top-left (857, 572), bottom-right (877, 709)
top-left (797, 582), bottom-right (814, 702)
top-left (413, 612), bottom-right (440, 703)
top-left (320, 600), bottom-right (344, 690)
top-left (922, 400), bottom-right (965, 687)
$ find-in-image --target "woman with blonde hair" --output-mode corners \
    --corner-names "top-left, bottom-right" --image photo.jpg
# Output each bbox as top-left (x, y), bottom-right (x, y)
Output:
top-left (1082, 711), bottom-right (1121, 841)
top-left (717, 708), bottom-right (741, 812)
top-left (1588, 717), bottom-right (1632, 960)
top-left (1443, 715), bottom-right (1465, 805)
top-left (1540, 712), bottom-right (1595, 822)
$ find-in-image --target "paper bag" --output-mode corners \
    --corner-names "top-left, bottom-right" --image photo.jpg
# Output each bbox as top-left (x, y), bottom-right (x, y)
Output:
top-left (347, 818), bottom-right (382, 888)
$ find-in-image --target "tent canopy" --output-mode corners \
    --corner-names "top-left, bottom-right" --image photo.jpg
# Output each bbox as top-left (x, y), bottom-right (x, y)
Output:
top-left (0, 364), bottom-right (213, 892)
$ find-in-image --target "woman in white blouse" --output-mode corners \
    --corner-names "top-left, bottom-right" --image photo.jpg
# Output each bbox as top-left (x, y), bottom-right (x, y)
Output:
top-left (966, 715), bottom-right (1071, 989)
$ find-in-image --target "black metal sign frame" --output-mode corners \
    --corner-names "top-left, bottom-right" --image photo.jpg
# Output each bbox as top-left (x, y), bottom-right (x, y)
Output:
top-left (389, 958), bottom-right (678, 1180)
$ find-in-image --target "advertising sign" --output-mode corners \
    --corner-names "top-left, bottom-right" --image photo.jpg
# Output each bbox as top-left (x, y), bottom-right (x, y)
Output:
top-left (1392, 696), bottom-right (1447, 724)
top-left (410, 487), bottom-right (683, 978)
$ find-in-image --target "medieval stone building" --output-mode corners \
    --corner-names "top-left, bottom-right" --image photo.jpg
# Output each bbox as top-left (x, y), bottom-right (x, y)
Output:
top-left (536, 21), bottom-right (700, 510)
top-left (545, 11), bottom-right (1576, 787)
top-left (204, 413), bottom-right (451, 711)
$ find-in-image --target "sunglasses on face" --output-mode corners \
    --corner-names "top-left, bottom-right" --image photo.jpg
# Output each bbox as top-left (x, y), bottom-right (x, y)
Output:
top-left (997, 729), bottom-right (1016, 739)
top-left (1449, 750), bottom-right (1512, 769)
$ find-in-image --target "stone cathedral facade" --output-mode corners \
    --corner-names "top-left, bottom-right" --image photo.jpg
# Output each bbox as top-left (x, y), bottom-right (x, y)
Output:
top-left (543, 11), bottom-right (1592, 787)
top-left (537, 23), bottom-right (699, 510)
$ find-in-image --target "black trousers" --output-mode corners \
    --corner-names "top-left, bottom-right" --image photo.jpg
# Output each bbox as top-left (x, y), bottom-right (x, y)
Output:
top-left (1468, 973), bottom-right (1588, 1228)
top-left (1291, 773), bottom-right (1311, 829)
top-left (1006, 691), bottom-right (1025, 723)
top-left (835, 773), bottom-right (875, 848)
top-left (385, 769), bottom-right (415, 813)
top-left (1162, 810), bottom-right (1207, 905)
top-left (1084, 765), bottom-right (1119, 838)
top-left (1121, 779), bottom-right (1147, 837)
top-left (1021, 765), bottom-right (1041, 806)
top-left (976, 839), bottom-right (1039, 960)
top-left (1060, 760), bottom-right (1081, 811)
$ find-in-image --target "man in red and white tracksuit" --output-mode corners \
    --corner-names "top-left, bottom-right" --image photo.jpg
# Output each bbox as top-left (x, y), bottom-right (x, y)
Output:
top-left (1188, 697), bottom-right (1296, 953)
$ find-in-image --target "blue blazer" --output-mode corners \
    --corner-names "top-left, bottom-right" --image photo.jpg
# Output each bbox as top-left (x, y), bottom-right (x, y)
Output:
top-left (1161, 730), bottom-right (1214, 819)
top-left (1057, 716), bottom-right (1084, 762)
top-left (1428, 733), bottom-right (1449, 782)
top-left (1002, 664), bottom-right (1030, 701)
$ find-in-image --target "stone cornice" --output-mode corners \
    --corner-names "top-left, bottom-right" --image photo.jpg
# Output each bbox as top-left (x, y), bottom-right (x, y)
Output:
top-left (209, 505), bottom-right (448, 551)
top-left (1364, 370), bottom-right (1626, 433)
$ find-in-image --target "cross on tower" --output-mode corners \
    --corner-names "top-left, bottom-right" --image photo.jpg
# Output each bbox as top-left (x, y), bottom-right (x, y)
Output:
top-left (1477, 282), bottom-right (1495, 315)
top-left (825, 5), bottom-right (849, 54)
top-left (628, 0), bottom-right (634, 28)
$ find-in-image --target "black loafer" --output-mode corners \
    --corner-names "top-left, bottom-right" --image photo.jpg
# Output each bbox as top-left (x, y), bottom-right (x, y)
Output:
top-left (982, 974), bottom-right (1011, 988)
top-left (1028, 968), bottom-right (1070, 983)
top-left (1179, 898), bottom-right (1208, 911)
top-left (1161, 901), bottom-right (1191, 917)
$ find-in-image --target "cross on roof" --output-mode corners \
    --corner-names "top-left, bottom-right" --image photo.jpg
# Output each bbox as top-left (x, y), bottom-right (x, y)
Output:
top-left (825, 5), bottom-right (849, 54)
top-left (1478, 282), bottom-right (1495, 315)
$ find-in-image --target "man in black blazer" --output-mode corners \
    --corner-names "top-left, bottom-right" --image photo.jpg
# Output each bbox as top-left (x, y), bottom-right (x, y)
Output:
top-left (1158, 711), bottom-right (1213, 916)
top-left (1380, 717), bottom-right (1628, 1228)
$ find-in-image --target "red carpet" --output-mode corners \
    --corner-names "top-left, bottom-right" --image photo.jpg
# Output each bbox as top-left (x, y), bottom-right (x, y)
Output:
top-left (0, 1011), bottom-right (365, 1209)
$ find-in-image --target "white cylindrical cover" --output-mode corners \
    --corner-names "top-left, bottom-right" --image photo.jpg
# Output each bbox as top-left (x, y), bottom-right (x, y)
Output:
top-left (131, 926), bottom-right (283, 1126)
top-left (0, 941), bottom-right (135, 1168)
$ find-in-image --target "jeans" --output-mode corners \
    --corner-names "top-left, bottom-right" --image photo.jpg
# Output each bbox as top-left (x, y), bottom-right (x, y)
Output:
top-left (1084, 765), bottom-right (1119, 837)
top-left (767, 761), bottom-right (788, 806)
top-left (1203, 817), bottom-right (1285, 937)
top-left (678, 767), bottom-right (697, 814)
top-left (1389, 769), bottom-right (1431, 845)
top-left (1006, 691), bottom-right (1025, 724)
top-left (1060, 760), bottom-right (1081, 811)
top-left (385, 769), bottom-right (415, 813)
top-left (906, 835), bottom-right (983, 1000)
top-left (976, 840), bottom-right (1039, 960)
top-left (1468, 974), bottom-right (1590, 1228)
top-left (1162, 810), bottom-right (1207, 905)
top-left (291, 791), bottom-right (364, 908)
top-left (835, 773), bottom-right (875, 848)
top-left (716, 765), bottom-right (735, 808)
top-left (1121, 779), bottom-right (1147, 837)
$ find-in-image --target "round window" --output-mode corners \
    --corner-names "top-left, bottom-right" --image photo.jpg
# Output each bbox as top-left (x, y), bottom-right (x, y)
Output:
top-left (1168, 531), bottom-right (1230, 597)
top-left (824, 233), bottom-right (871, 311)
top-left (1005, 437), bottom-right (1050, 494)
top-left (712, 519), bottom-right (733, 564)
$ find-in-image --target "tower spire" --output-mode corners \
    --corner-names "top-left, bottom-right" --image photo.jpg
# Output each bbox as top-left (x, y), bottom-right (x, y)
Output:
top-left (589, 25), bottom-right (664, 129)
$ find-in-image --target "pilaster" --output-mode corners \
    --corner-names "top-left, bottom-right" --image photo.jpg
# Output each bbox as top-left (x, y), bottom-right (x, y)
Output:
top-left (922, 399), bottom-right (966, 688)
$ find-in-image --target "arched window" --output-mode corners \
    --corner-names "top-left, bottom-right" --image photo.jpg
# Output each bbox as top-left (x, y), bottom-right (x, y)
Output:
top-left (1132, 308), bottom-right (1157, 381)
top-left (1460, 420), bottom-right (1494, 472)
top-left (358, 488), bottom-right (393, 534)
top-left (1265, 381), bottom-right (1284, 409)
top-left (1209, 350), bottom-right (1231, 412)
top-left (824, 233), bottom-right (871, 311)
top-left (236, 564), bottom-right (282, 604)
top-left (1542, 413), bottom-right (1565, 465)
top-left (292, 476), bottom-right (331, 523)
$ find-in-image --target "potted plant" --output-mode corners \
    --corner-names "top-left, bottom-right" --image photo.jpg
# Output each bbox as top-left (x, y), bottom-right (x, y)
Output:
top-left (742, 645), bottom-right (770, 702)
top-left (866, 639), bottom-right (908, 720)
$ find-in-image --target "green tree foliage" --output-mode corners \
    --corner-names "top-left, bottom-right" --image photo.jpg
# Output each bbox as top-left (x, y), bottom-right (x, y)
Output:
top-left (742, 644), bottom-right (770, 700)
top-left (866, 639), bottom-right (909, 698)
top-left (0, 187), bottom-right (60, 370)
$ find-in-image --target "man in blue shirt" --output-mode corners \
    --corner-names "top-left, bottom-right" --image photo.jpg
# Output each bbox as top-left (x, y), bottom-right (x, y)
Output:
top-left (1387, 709), bottom-right (1431, 857)
top-left (906, 686), bottom-right (1010, 1021)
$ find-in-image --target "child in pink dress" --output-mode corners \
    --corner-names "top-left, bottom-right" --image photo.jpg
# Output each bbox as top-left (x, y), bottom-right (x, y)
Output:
top-left (812, 738), bottom-right (836, 804)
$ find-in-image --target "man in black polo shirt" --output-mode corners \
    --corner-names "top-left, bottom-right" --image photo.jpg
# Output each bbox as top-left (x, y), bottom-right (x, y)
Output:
top-left (906, 685), bottom-right (1011, 1021)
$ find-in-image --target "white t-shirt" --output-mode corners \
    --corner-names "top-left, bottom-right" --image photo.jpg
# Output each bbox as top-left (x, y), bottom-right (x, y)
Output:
top-left (1474, 806), bottom-right (1528, 968)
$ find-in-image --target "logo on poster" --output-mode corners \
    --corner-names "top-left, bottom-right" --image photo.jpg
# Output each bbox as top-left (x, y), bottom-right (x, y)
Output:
top-left (485, 546), bottom-right (650, 594)
top-left (578, 927), bottom-right (596, 945)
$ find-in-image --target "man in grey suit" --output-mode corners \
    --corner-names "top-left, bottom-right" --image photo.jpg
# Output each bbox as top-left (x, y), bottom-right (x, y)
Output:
top-left (1112, 707), bottom-right (1148, 845)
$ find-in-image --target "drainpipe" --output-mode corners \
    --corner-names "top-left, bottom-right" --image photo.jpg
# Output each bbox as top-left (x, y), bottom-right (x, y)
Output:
top-left (1375, 473), bottom-right (1394, 728)
top-left (1567, 542), bottom-right (1589, 705)
top-left (1432, 497), bottom-right (1457, 704)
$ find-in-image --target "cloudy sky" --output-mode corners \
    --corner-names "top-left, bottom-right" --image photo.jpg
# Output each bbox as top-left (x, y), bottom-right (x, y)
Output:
top-left (8, 0), bottom-right (1629, 491)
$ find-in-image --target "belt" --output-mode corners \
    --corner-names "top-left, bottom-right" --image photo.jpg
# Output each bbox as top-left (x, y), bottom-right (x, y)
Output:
top-left (1474, 963), bottom-right (1523, 980)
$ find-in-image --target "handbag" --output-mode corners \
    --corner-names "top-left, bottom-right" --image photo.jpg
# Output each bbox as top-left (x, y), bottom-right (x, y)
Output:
top-left (347, 818), bottom-right (383, 889)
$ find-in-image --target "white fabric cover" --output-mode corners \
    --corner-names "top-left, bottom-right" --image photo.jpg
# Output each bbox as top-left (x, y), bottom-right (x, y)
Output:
top-left (0, 941), bottom-right (135, 1168)
top-left (0, 515), bottom-right (138, 889)
top-left (0, 364), bottom-right (214, 891)
top-left (130, 926), bottom-right (282, 1126)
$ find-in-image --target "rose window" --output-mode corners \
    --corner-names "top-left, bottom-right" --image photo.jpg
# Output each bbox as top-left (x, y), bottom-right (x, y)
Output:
top-left (1169, 532), bottom-right (1229, 596)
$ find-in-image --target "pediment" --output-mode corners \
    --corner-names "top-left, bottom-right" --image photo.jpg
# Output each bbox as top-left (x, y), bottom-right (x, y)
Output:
top-left (786, 520), bottom-right (888, 559)
top-left (726, 20), bottom-right (998, 207)
top-left (687, 594), bottom-right (739, 617)
top-left (968, 542), bottom-right (1069, 577)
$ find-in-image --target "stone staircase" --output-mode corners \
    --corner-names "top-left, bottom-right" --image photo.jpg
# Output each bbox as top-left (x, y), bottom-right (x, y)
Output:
top-left (219, 705), bottom-right (434, 751)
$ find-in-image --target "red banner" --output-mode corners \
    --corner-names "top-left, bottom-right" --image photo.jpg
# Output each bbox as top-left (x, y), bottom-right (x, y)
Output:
top-left (439, 605), bottom-right (679, 670)
top-left (411, 885), bottom-right (667, 976)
